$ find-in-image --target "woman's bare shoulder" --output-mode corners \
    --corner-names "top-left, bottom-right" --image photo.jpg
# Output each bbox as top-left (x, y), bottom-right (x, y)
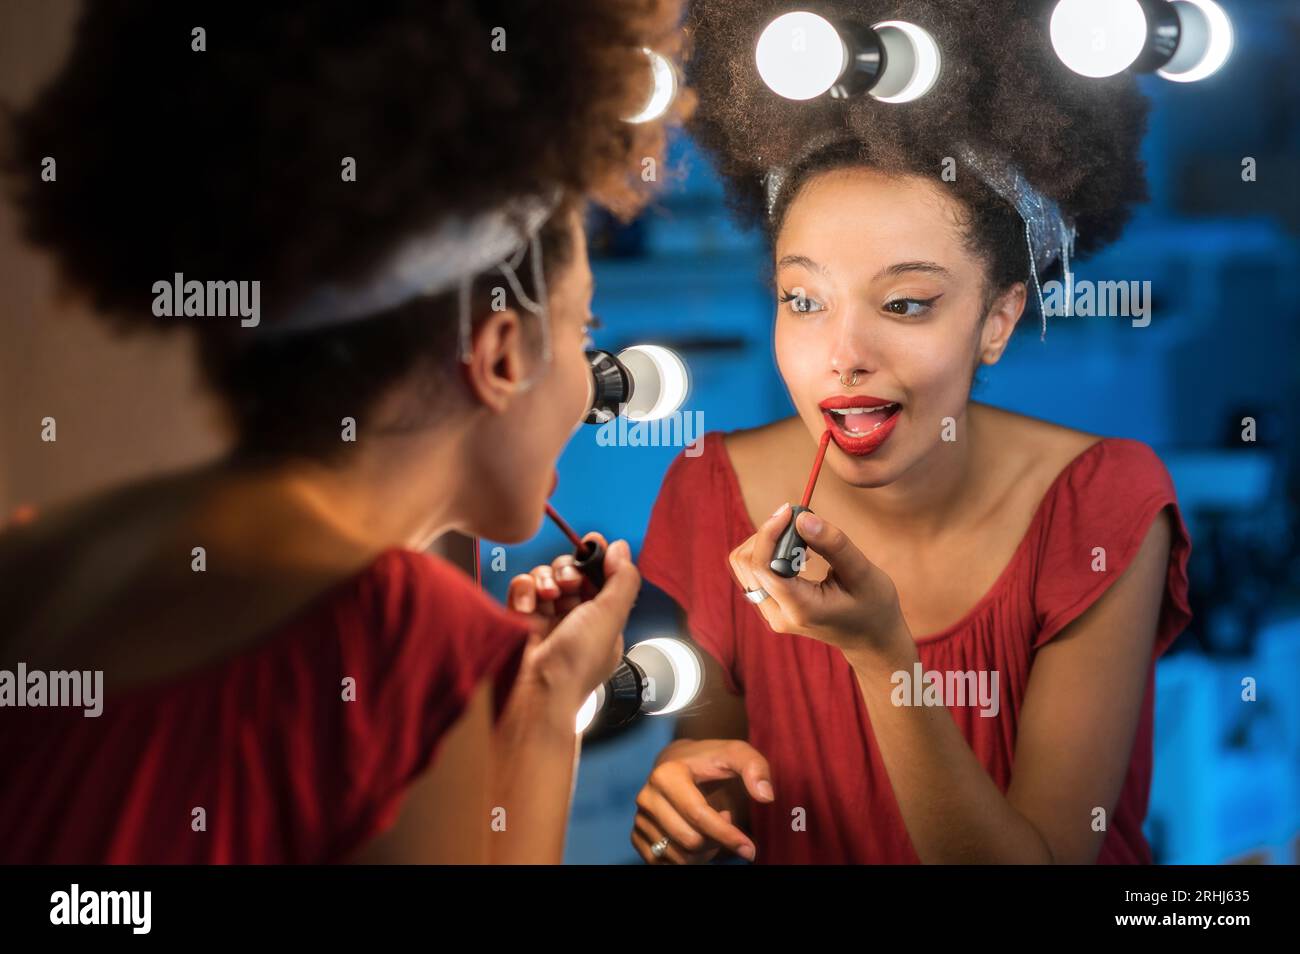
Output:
top-left (970, 402), bottom-right (1103, 487)
top-left (720, 417), bottom-right (811, 523)
top-left (0, 467), bottom-right (374, 676)
top-left (720, 417), bottom-right (808, 479)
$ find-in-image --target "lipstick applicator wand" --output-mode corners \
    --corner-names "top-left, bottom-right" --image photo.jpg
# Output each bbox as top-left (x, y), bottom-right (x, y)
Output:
top-left (770, 428), bottom-right (832, 578)
top-left (545, 502), bottom-right (606, 589)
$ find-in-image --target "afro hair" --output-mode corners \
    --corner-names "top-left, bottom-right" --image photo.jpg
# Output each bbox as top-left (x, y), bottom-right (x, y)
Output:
top-left (684, 0), bottom-right (1150, 292)
top-left (2, 0), bottom-right (687, 457)
top-left (4, 0), bottom-right (686, 326)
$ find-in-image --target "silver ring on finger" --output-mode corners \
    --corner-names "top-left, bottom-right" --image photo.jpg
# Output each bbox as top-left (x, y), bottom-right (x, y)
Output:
top-left (745, 587), bottom-right (769, 604)
top-left (650, 837), bottom-right (671, 859)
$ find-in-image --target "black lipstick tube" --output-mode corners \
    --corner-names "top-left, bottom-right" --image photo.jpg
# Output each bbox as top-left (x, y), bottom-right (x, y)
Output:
top-left (769, 505), bottom-right (811, 578)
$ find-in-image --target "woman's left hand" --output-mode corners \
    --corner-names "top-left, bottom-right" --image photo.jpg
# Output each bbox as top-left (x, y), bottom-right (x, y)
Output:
top-left (728, 504), bottom-right (909, 663)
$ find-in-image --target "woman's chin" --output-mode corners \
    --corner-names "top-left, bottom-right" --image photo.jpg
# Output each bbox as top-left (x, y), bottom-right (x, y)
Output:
top-left (466, 507), bottom-right (541, 547)
top-left (826, 448), bottom-right (899, 489)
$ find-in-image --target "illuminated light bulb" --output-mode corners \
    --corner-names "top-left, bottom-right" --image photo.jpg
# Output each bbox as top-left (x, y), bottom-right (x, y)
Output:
top-left (1050, 0), bottom-right (1148, 78)
top-left (584, 345), bottom-right (690, 425)
top-left (756, 12), bottom-right (941, 103)
top-left (617, 345), bottom-right (689, 421)
top-left (627, 638), bottom-right (703, 716)
top-left (1052, 0), bottom-right (1234, 83)
top-left (1157, 0), bottom-right (1233, 83)
top-left (755, 11), bottom-right (848, 101)
top-left (624, 48), bottom-right (678, 124)
top-left (574, 637), bottom-right (704, 734)
top-left (576, 689), bottom-right (600, 734)
top-left (870, 20), bottom-right (943, 103)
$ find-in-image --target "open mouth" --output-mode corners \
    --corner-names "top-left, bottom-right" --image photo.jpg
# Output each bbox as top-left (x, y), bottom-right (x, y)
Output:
top-left (818, 396), bottom-right (903, 455)
top-left (824, 403), bottom-right (899, 436)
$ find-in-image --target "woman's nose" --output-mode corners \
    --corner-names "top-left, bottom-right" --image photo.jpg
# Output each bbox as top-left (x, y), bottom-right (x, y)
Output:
top-left (827, 308), bottom-right (878, 383)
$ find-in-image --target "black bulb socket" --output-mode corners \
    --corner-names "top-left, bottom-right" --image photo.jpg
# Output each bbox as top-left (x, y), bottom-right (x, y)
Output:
top-left (829, 21), bottom-right (886, 99)
top-left (584, 350), bottom-right (633, 425)
top-left (1133, 0), bottom-right (1182, 72)
top-left (602, 656), bottom-right (647, 728)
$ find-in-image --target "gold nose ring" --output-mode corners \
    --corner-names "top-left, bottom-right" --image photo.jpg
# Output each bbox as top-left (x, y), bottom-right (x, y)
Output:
top-left (839, 370), bottom-right (860, 387)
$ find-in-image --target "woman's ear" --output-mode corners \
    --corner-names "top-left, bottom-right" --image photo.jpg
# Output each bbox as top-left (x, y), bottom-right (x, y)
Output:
top-left (462, 308), bottom-right (528, 412)
top-left (978, 283), bottom-right (1027, 366)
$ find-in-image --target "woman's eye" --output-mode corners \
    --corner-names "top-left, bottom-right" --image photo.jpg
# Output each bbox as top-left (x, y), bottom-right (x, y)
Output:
top-left (779, 288), bottom-right (825, 315)
top-left (884, 296), bottom-right (941, 318)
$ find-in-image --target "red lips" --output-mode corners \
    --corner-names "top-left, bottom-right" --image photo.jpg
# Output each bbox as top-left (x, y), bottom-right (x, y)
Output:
top-left (818, 395), bottom-right (902, 457)
top-left (818, 395), bottom-right (898, 410)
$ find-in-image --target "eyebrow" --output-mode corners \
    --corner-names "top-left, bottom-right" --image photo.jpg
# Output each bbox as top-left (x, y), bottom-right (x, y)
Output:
top-left (776, 254), bottom-right (829, 275)
top-left (872, 261), bottom-right (952, 282)
top-left (776, 255), bottom-right (952, 282)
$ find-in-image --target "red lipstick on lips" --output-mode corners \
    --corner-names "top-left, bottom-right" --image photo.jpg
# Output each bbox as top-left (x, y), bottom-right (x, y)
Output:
top-left (819, 394), bottom-right (902, 456)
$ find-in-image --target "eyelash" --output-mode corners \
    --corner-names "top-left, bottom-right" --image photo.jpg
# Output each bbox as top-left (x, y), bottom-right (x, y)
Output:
top-left (582, 314), bottom-right (603, 347)
top-left (778, 289), bottom-right (943, 319)
top-left (883, 295), bottom-right (942, 319)
top-left (778, 288), bottom-right (825, 314)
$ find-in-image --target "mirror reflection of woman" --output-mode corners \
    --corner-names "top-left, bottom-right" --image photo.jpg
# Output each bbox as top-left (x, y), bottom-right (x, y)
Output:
top-left (632, 0), bottom-right (1191, 865)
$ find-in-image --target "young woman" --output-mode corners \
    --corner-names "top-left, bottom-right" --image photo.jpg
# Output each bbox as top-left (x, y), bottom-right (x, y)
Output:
top-left (632, 0), bottom-right (1191, 865)
top-left (0, 0), bottom-right (683, 864)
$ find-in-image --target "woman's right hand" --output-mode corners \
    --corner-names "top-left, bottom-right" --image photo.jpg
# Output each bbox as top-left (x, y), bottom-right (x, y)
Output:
top-left (507, 532), bottom-right (608, 639)
top-left (513, 537), bottom-right (641, 708)
top-left (631, 738), bottom-right (774, 864)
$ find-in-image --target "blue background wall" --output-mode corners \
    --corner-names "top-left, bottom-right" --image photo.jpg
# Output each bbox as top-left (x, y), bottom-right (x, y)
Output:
top-left (484, 0), bottom-right (1300, 865)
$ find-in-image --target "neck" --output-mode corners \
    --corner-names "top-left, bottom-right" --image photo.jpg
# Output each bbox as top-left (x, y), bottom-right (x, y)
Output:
top-left (218, 426), bottom-right (475, 560)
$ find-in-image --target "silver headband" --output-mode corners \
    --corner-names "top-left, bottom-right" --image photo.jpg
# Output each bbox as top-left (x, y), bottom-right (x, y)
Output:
top-left (266, 190), bottom-right (562, 361)
top-left (954, 143), bottom-right (1077, 338)
top-left (764, 143), bottom-right (1077, 339)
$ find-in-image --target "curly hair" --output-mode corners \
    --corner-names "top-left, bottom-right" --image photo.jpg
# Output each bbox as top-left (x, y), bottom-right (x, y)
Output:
top-left (3, 0), bottom-right (686, 456)
top-left (684, 0), bottom-right (1150, 306)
